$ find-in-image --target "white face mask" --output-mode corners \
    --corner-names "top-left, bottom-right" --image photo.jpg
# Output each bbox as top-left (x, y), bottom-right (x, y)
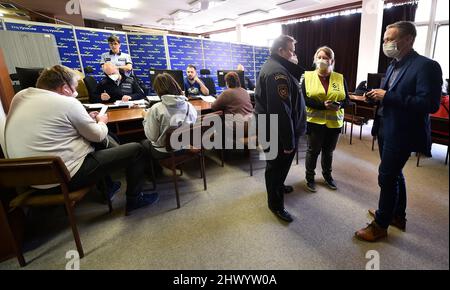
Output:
top-left (289, 55), bottom-right (298, 65)
top-left (315, 59), bottom-right (330, 71)
top-left (64, 86), bottom-right (78, 98)
top-left (109, 73), bottom-right (120, 82)
top-left (383, 41), bottom-right (400, 59)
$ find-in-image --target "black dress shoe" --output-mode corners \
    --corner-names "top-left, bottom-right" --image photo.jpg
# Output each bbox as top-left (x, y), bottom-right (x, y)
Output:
top-left (283, 185), bottom-right (294, 194)
top-left (271, 208), bottom-right (294, 223)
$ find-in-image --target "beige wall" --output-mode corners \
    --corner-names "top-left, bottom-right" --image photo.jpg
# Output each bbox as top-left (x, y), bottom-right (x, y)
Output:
top-left (5, 0), bottom-right (85, 26)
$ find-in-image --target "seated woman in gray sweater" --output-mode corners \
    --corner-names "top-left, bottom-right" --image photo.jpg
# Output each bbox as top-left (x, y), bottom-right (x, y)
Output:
top-left (142, 73), bottom-right (198, 160)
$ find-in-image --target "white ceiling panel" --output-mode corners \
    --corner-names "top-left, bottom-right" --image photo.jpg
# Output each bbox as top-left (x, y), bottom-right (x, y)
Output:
top-left (80, 0), bottom-right (358, 34)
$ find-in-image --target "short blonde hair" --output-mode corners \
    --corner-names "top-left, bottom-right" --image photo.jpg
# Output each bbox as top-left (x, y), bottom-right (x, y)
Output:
top-left (36, 65), bottom-right (79, 91)
top-left (313, 46), bottom-right (335, 61)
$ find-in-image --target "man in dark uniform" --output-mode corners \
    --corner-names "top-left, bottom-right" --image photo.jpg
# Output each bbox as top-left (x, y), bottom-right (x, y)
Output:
top-left (93, 62), bottom-right (145, 103)
top-left (254, 35), bottom-right (306, 223)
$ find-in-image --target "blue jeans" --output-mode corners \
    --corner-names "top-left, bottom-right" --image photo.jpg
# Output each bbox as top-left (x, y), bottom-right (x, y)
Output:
top-left (376, 119), bottom-right (409, 228)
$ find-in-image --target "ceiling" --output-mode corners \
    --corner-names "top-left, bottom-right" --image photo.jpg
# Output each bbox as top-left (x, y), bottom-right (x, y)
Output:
top-left (79, 0), bottom-right (359, 34)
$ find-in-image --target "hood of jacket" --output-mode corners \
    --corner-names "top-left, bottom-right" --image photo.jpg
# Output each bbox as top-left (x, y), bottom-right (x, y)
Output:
top-left (161, 94), bottom-right (188, 107)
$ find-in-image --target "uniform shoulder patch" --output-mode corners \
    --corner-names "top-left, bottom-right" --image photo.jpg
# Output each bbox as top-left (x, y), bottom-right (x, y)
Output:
top-left (274, 73), bottom-right (288, 81)
top-left (278, 84), bottom-right (289, 100)
top-left (273, 73), bottom-right (289, 100)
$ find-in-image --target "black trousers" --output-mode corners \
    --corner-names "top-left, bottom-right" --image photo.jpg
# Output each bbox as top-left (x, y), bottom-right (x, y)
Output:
top-left (305, 123), bottom-right (341, 182)
top-left (265, 148), bottom-right (296, 211)
top-left (69, 142), bottom-right (147, 199)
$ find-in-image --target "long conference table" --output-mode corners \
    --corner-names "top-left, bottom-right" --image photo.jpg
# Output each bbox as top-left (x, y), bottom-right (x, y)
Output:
top-left (107, 99), bottom-right (213, 137)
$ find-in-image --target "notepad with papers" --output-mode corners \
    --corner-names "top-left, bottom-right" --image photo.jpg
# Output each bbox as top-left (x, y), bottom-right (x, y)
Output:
top-left (83, 103), bottom-right (105, 110)
top-left (114, 100), bottom-right (148, 108)
top-left (200, 96), bottom-right (216, 103)
top-left (147, 95), bottom-right (161, 102)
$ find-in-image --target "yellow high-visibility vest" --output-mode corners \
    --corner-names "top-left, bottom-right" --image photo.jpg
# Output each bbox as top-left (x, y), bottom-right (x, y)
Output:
top-left (304, 71), bottom-right (346, 128)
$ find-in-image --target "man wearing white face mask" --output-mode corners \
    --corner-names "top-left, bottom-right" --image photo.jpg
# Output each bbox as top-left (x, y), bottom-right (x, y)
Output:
top-left (5, 65), bottom-right (160, 216)
top-left (355, 21), bottom-right (442, 242)
top-left (93, 62), bottom-right (145, 103)
top-left (302, 46), bottom-right (350, 193)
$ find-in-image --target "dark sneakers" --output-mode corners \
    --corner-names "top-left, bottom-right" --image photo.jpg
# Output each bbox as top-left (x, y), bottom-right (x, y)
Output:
top-left (324, 177), bottom-right (337, 190)
top-left (305, 180), bottom-right (317, 192)
top-left (107, 181), bottom-right (121, 201)
top-left (270, 208), bottom-right (294, 223)
top-left (125, 192), bottom-right (159, 216)
top-left (282, 185), bottom-right (294, 194)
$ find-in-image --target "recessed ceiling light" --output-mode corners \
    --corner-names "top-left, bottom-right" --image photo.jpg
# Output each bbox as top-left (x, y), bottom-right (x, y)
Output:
top-left (107, 0), bottom-right (140, 10)
top-left (103, 8), bottom-right (130, 19)
top-left (157, 18), bottom-right (175, 26)
top-left (0, 12), bottom-right (4, 17)
top-left (0, 3), bottom-right (19, 9)
top-left (189, 0), bottom-right (227, 11)
top-left (238, 9), bottom-right (269, 17)
top-left (170, 9), bottom-right (192, 20)
top-left (213, 18), bottom-right (236, 25)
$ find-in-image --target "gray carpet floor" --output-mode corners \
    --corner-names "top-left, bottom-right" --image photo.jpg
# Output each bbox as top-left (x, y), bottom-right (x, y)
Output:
top-left (1, 124), bottom-right (448, 270)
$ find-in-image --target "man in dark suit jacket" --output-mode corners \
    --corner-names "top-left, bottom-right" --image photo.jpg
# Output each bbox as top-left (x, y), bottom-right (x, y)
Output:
top-left (355, 21), bottom-right (442, 242)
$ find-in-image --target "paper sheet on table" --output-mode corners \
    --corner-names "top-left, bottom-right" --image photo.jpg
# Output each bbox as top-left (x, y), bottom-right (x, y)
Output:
top-left (83, 103), bottom-right (105, 109)
top-left (200, 96), bottom-right (216, 103)
top-left (147, 95), bottom-right (161, 102)
top-left (114, 100), bottom-right (148, 107)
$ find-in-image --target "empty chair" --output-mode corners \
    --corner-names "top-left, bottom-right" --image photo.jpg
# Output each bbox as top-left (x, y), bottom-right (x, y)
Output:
top-left (199, 69), bottom-right (217, 96)
top-left (417, 116), bottom-right (449, 166)
top-left (0, 156), bottom-right (110, 267)
top-left (343, 102), bottom-right (366, 145)
top-left (15, 67), bottom-right (43, 90)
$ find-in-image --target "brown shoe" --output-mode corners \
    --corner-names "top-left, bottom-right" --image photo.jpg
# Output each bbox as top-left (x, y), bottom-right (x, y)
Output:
top-left (368, 209), bottom-right (406, 231)
top-left (355, 221), bottom-right (387, 242)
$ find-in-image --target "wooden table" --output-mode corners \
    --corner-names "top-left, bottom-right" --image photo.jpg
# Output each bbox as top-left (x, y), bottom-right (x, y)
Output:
top-left (107, 99), bottom-right (213, 137)
top-left (349, 94), bottom-right (377, 121)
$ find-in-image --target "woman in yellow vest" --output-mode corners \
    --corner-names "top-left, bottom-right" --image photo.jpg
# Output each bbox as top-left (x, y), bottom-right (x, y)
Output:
top-left (302, 46), bottom-right (349, 192)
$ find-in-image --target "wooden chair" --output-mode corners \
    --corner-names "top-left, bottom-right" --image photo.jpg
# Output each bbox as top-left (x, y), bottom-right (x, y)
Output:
top-left (201, 111), bottom-right (225, 168)
top-left (343, 102), bottom-right (366, 145)
top-left (417, 117), bottom-right (449, 166)
top-left (222, 116), bottom-right (258, 176)
top-left (235, 121), bottom-right (258, 176)
top-left (153, 123), bottom-right (207, 209)
top-left (0, 156), bottom-right (104, 267)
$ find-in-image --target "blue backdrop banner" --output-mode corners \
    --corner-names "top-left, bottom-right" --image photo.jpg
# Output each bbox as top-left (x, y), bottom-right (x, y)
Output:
top-left (167, 36), bottom-right (203, 75)
top-left (4, 21), bottom-right (81, 71)
top-left (75, 29), bottom-right (128, 81)
top-left (231, 43), bottom-right (256, 86)
top-left (202, 39), bottom-right (232, 93)
top-left (254, 46), bottom-right (270, 81)
top-left (1, 18), bottom-right (270, 93)
top-left (128, 34), bottom-right (167, 87)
